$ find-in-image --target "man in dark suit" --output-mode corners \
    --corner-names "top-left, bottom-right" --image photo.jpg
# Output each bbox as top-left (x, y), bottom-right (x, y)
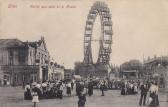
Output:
top-left (88, 81), bottom-right (93, 96)
top-left (139, 83), bottom-right (148, 106)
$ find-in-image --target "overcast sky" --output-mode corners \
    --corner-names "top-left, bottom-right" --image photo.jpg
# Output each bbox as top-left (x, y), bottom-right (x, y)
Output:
top-left (0, 0), bottom-right (168, 68)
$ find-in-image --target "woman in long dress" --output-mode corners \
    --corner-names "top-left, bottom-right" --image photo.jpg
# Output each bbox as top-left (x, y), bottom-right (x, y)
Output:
top-left (149, 82), bottom-right (159, 107)
top-left (57, 82), bottom-right (63, 99)
top-left (66, 82), bottom-right (71, 96)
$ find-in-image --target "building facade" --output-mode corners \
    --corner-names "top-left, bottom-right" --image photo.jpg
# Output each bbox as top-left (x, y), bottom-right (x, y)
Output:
top-left (0, 37), bottom-right (50, 86)
top-left (28, 37), bottom-right (50, 82)
top-left (144, 56), bottom-right (168, 87)
top-left (48, 62), bottom-right (64, 81)
top-left (74, 62), bottom-right (110, 79)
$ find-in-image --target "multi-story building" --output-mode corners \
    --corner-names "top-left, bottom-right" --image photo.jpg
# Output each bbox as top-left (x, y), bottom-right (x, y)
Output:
top-left (0, 37), bottom-right (50, 86)
top-left (144, 56), bottom-right (168, 87)
top-left (48, 62), bottom-right (64, 81)
top-left (27, 37), bottom-right (50, 82)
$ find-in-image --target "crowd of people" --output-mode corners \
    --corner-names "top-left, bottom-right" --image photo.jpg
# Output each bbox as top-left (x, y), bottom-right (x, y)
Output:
top-left (107, 80), bottom-right (122, 90)
top-left (118, 79), bottom-right (160, 107)
top-left (24, 78), bottom-right (160, 107)
top-left (23, 79), bottom-right (110, 107)
top-left (120, 80), bottom-right (139, 95)
top-left (24, 80), bottom-right (74, 100)
top-left (139, 81), bottom-right (159, 107)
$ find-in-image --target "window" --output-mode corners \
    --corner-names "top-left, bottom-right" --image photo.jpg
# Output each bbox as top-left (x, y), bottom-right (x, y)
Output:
top-left (18, 51), bottom-right (25, 65)
top-left (41, 54), bottom-right (43, 64)
top-left (0, 52), bottom-right (3, 64)
top-left (39, 53), bottom-right (41, 63)
top-left (9, 50), bottom-right (13, 65)
top-left (9, 50), bottom-right (13, 57)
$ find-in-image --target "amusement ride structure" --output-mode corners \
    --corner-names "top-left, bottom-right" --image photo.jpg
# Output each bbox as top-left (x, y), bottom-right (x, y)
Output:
top-left (83, 1), bottom-right (112, 65)
top-left (75, 1), bottom-right (113, 78)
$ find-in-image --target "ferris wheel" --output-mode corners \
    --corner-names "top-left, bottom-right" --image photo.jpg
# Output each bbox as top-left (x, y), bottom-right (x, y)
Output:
top-left (83, 1), bottom-right (113, 65)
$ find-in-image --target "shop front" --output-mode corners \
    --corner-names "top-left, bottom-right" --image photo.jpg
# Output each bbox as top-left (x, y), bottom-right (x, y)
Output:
top-left (0, 65), bottom-right (39, 86)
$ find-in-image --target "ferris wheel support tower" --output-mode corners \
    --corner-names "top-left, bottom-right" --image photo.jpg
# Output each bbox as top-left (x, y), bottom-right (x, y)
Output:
top-left (75, 1), bottom-right (113, 78)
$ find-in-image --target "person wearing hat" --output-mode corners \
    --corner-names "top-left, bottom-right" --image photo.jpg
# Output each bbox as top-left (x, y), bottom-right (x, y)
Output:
top-left (32, 82), bottom-right (43, 99)
top-left (148, 82), bottom-right (159, 107)
top-left (139, 81), bottom-right (148, 106)
top-left (71, 80), bottom-right (74, 91)
top-left (78, 89), bottom-right (86, 107)
top-left (24, 83), bottom-right (32, 100)
top-left (121, 81), bottom-right (126, 95)
top-left (41, 81), bottom-right (47, 97)
top-left (57, 82), bottom-right (63, 99)
top-left (66, 82), bottom-right (72, 96)
top-left (76, 81), bottom-right (84, 96)
top-left (88, 81), bottom-right (93, 96)
top-left (100, 80), bottom-right (105, 96)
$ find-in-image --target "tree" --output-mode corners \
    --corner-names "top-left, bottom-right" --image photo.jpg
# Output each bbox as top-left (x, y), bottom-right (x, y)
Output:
top-left (120, 60), bottom-right (143, 71)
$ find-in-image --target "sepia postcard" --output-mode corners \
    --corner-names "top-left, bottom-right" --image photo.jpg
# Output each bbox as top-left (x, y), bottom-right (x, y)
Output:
top-left (0, 0), bottom-right (168, 107)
